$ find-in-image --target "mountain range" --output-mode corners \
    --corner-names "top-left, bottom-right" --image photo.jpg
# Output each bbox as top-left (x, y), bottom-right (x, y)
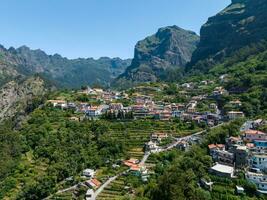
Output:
top-left (0, 45), bottom-right (130, 121)
top-left (1, 0), bottom-right (267, 121)
top-left (1, 0), bottom-right (267, 90)
top-left (0, 45), bottom-right (131, 89)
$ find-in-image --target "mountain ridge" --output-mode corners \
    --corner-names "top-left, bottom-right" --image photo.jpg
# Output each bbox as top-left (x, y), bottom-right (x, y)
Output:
top-left (188, 0), bottom-right (267, 72)
top-left (0, 44), bottom-right (132, 88)
top-left (113, 25), bottom-right (199, 88)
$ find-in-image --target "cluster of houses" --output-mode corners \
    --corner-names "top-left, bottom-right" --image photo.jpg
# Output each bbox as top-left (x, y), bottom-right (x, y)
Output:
top-left (47, 84), bottom-right (247, 126)
top-left (145, 131), bottom-right (203, 153)
top-left (125, 94), bottom-right (223, 126)
top-left (78, 169), bottom-right (101, 200)
top-left (146, 132), bottom-right (170, 153)
top-left (208, 120), bottom-right (267, 194)
top-left (123, 158), bottom-right (149, 182)
top-left (47, 94), bottom-right (221, 125)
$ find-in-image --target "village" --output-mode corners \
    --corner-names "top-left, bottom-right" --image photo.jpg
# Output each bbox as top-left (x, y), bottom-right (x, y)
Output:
top-left (45, 80), bottom-right (267, 199)
top-left (47, 80), bottom-right (245, 126)
top-left (208, 119), bottom-right (267, 195)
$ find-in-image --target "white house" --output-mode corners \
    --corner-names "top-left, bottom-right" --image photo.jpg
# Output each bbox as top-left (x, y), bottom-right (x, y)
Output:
top-left (85, 189), bottom-right (94, 200)
top-left (227, 111), bottom-right (244, 120)
top-left (86, 106), bottom-right (103, 118)
top-left (83, 169), bottom-right (95, 178)
top-left (210, 163), bottom-right (234, 178)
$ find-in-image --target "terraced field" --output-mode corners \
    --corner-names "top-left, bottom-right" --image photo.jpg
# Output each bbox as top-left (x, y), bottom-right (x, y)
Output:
top-left (106, 120), bottom-right (197, 152)
top-left (95, 121), bottom-right (202, 200)
top-left (128, 148), bottom-right (144, 160)
top-left (96, 176), bottom-right (129, 200)
top-left (51, 191), bottom-right (74, 199)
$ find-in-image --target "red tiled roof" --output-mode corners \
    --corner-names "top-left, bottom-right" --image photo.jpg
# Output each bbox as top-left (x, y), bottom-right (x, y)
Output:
top-left (91, 178), bottom-right (101, 187)
top-left (130, 165), bottom-right (141, 171)
top-left (208, 144), bottom-right (224, 149)
top-left (208, 144), bottom-right (216, 149)
top-left (123, 159), bottom-right (139, 167)
top-left (217, 144), bottom-right (225, 148)
top-left (229, 136), bottom-right (241, 142)
top-left (246, 143), bottom-right (255, 148)
top-left (245, 129), bottom-right (266, 135)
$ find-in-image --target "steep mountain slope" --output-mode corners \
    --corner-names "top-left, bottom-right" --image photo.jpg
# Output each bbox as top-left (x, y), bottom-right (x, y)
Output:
top-left (0, 45), bottom-right (131, 89)
top-left (0, 45), bottom-right (25, 86)
top-left (188, 0), bottom-right (267, 71)
top-left (182, 0), bottom-right (267, 117)
top-left (0, 76), bottom-right (48, 122)
top-left (114, 26), bottom-right (199, 87)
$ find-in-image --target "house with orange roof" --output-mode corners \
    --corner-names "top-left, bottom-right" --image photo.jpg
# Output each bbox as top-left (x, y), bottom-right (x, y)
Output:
top-left (85, 178), bottom-right (101, 189)
top-left (244, 130), bottom-right (267, 142)
top-left (160, 110), bottom-right (172, 121)
top-left (123, 158), bottom-right (140, 168)
top-left (129, 164), bottom-right (147, 176)
top-left (225, 136), bottom-right (243, 150)
top-left (208, 144), bottom-right (225, 160)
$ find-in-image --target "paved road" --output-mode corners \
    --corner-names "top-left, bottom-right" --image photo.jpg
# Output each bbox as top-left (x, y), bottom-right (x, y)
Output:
top-left (48, 123), bottom-right (225, 200)
top-left (160, 123), bottom-right (225, 152)
top-left (93, 150), bottom-right (153, 199)
top-left (240, 121), bottom-right (253, 132)
top-left (92, 174), bottom-right (120, 200)
top-left (140, 152), bottom-right (151, 165)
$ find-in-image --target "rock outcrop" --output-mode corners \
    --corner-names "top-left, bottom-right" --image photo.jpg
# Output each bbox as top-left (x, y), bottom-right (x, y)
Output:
top-left (114, 26), bottom-right (199, 87)
top-left (189, 0), bottom-right (267, 68)
top-left (0, 76), bottom-right (47, 122)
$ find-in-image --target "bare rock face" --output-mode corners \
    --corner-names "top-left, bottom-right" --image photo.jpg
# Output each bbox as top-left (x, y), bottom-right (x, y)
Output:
top-left (189, 0), bottom-right (267, 68)
top-left (0, 76), bottom-right (47, 122)
top-left (114, 26), bottom-right (199, 86)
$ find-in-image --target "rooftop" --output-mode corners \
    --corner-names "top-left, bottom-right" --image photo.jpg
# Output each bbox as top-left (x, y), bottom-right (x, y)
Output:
top-left (236, 145), bottom-right (247, 150)
top-left (245, 129), bottom-right (266, 135)
top-left (211, 163), bottom-right (234, 174)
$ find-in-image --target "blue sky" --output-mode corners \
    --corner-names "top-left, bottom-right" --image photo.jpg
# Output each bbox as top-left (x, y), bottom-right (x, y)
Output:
top-left (1, 0), bottom-right (230, 59)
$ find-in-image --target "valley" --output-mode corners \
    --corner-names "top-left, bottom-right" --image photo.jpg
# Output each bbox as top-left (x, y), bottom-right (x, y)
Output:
top-left (1, 0), bottom-right (267, 199)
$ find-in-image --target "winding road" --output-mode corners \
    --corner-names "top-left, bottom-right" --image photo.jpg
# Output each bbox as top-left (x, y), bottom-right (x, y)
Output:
top-left (91, 174), bottom-right (120, 200)
top-left (48, 123), bottom-right (225, 200)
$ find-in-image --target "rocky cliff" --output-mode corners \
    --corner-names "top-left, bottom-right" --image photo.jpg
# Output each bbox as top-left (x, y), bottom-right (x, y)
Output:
top-left (189, 0), bottom-right (267, 69)
top-left (0, 76), bottom-right (47, 122)
top-left (114, 26), bottom-right (199, 87)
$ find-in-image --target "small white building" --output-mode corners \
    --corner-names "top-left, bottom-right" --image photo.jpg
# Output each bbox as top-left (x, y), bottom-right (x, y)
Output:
top-left (47, 100), bottom-right (67, 109)
top-left (83, 169), bottom-right (95, 178)
top-left (86, 106), bottom-right (104, 118)
top-left (227, 111), bottom-right (244, 120)
top-left (236, 185), bottom-right (244, 194)
top-left (85, 189), bottom-right (94, 200)
top-left (146, 141), bottom-right (158, 151)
